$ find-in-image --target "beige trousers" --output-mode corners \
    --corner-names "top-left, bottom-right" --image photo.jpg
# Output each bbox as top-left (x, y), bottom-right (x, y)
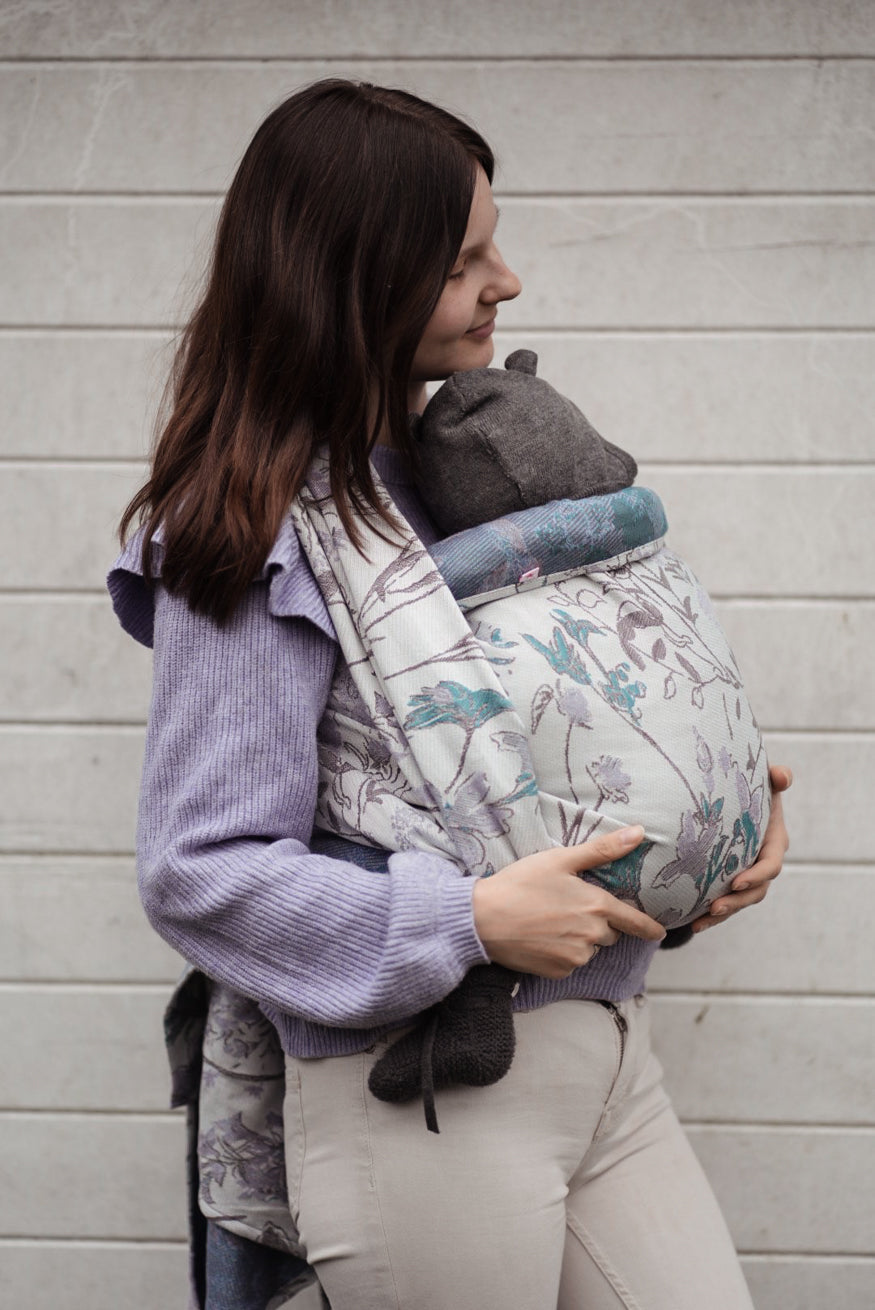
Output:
top-left (283, 996), bottom-right (754, 1310)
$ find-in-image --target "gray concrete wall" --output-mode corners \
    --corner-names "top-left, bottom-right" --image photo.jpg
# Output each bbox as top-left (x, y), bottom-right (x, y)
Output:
top-left (1, 2), bottom-right (873, 1305)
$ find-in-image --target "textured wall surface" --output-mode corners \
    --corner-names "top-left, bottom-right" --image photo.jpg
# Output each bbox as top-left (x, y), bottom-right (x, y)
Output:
top-left (1, 2), bottom-right (873, 1306)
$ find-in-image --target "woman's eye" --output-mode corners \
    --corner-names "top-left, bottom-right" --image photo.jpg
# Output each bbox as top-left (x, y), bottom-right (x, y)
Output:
top-left (448, 266), bottom-right (466, 281)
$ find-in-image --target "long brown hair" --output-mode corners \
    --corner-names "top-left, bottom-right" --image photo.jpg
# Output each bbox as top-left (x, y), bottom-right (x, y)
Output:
top-left (119, 80), bottom-right (494, 622)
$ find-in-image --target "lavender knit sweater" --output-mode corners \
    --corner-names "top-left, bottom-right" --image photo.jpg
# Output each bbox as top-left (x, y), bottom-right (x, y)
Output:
top-left (108, 447), bottom-right (659, 1057)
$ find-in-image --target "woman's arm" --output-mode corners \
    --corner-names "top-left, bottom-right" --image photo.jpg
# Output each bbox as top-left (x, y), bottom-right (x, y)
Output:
top-left (137, 579), bottom-right (489, 1029)
top-left (690, 764), bottom-right (792, 934)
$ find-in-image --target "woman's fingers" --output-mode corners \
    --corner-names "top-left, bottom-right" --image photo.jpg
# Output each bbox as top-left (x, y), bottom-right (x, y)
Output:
top-left (768, 762), bottom-right (793, 793)
top-left (553, 829), bottom-right (665, 941)
top-left (552, 825), bottom-right (646, 871)
top-left (473, 822), bottom-right (665, 972)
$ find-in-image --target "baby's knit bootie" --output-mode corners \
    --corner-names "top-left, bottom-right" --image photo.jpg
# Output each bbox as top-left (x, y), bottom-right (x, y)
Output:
top-left (368, 963), bottom-right (519, 1132)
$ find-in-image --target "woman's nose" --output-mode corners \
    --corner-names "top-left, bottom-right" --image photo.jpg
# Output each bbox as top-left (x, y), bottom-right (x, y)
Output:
top-left (486, 249), bottom-right (522, 304)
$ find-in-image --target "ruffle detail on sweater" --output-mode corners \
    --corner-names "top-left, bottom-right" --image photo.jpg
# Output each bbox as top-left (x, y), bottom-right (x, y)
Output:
top-left (106, 511), bottom-right (336, 649)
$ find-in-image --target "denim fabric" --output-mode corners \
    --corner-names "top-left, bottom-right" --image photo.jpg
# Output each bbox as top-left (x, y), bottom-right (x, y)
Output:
top-left (205, 1221), bottom-right (324, 1309)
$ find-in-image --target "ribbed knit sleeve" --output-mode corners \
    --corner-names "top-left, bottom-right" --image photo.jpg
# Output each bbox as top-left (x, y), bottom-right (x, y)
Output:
top-left (135, 577), bottom-right (488, 1031)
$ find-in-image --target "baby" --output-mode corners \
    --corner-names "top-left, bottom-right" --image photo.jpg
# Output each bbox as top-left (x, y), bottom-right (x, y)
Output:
top-left (414, 350), bottom-right (770, 929)
top-left (369, 350), bottom-right (770, 1123)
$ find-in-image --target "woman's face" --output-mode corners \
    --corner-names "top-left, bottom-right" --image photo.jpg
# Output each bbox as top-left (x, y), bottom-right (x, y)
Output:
top-left (410, 166), bottom-right (522, 384)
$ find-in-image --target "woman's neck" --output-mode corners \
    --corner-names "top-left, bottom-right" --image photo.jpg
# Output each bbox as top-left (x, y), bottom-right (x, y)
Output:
top-left (375, 381), bottom-right (429, 448)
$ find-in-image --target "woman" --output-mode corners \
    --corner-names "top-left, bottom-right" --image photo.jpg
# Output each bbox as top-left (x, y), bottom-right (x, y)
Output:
top-left (111, 80), bottom-right (790, 1309)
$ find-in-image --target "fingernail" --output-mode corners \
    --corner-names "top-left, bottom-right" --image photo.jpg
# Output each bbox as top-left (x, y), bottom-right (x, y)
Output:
top-left (733, 883), bottom-right (750, 893)
top-left (618, 825), bottom-right (645, 848)
top-left (711, 904), bottom-right (728, 916)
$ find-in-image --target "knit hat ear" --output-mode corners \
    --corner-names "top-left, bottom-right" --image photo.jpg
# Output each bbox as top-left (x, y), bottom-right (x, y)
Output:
top-left (504, 349), bottom-right (538, 376)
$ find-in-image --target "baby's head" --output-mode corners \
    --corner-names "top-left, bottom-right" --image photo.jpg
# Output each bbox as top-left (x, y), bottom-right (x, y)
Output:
top-left (412, 350), bottom-right (637, 536)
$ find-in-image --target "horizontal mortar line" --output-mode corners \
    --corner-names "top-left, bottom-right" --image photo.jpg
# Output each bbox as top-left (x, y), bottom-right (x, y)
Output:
top-left (0, 588), bottom-right (116, 597)
top-left (0, 719), bottom-right (148, 728)
top-left (703, 593), bottom-right (875, 603)
top-left (0, 722), bottom-right (146, 732)
top-left (0, 980), bottom-right (180, 989)
top-left (0, 849), bottom-right (137, 858)
top-left (0, 1242), bottom-right (861, 1259)
top-left (0, 1233), bottom-right (186, 1246)
top-left (682, 1122), bottom-right (875, 1134)
top-left (0, 457), bottom-right (145, 467)
top-left (3, 589), bottom-right (874, 604)
top-left (758, 727), bottom-right (875, 738)
top-left (7, 457), bottom-right (875, 470)
top-left (4, 190), bottom-right (875, 204)
top-left (3, 980), bottom-right (870, 995)
top-left (469, 325), bottom-right (875, 335)
top-left (739, 1251), bottom-right (875, 1261)
top-left (640, 462), bottom-right (875, 472)
top-left (3, 54), bottom-right (875, 65)
top-left (0, 325), bottom-right (195, 333)
top-left (5, 189), bottom-right (875, 201)
top-left (0, 456), bottom-right (150, 465)
top-left (716, 595), bottom-right (875, 606)
top-left (3, 981), bottom-right (872, 1001)
top-left (649, 990), bottom-right (875, 1003)
top-left (3, 323), bottom-right (874, 335)
top-left (0, 854), bottom-right (867, 870)
top-left (3, 722), bottom-right (872, 736)
top-left (0, 1108), bottom-right (180, 1120)
top-left (0, 719), bottom-right (865, 734)
top-left (0, 1236), bottom-right (186, 1248)
top-left (681, 1120), bottom-right (875, 1133)
top-left (2, 325), bottom-right (873, 339)
top-left (1, 1107), bottom-right (870, 1131)
top-left (0, 1105), bottom-right (179, 1116)
top-left (0, 981), bottom-right (171, 994)
top-left (4, 464), bottom-right (875, 475)
top-left (0, 1234), bottom-right (185, 1247)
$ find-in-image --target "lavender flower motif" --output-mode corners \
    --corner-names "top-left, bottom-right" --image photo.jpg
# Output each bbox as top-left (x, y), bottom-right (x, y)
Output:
top-left (695, 729), bottom-right (715, 792)
top-left (435, 771), bottom-right (514, 869)
top-left (390, 805), bottom-right (438, 852)
top-left (652, 805), bottom-right (724, 891)
top-left (199, 1111), bottom-right (288, 1207)
top-left (205, 990), bottom-right (284, 1075)
top-left (557, 685), bottom-right (593, 727)
top-left (587, 755), bottom-right (632, 805)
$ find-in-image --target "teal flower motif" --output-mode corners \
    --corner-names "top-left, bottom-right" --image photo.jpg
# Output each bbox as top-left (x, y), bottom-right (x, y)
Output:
top-left (600, 662), bottom-right (646, 719)
top-left (522, 626), bottom-right (592, 685)
top-left (589, 839), bottom-right (655, 903)
top-left (551, 608), bottom-right (603, 648)
top-left (404, 681), bottom-right (514, 790)
top-left (404, 681), bottom-right (512, 734)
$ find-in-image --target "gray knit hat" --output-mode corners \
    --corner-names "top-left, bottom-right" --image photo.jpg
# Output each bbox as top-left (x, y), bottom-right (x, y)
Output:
top-left (412, 350), bottom-right (637, 537)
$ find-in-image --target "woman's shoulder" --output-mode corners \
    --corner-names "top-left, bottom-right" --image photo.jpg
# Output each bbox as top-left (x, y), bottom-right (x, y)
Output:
top-left (106, 511), bottom-right (336, 649)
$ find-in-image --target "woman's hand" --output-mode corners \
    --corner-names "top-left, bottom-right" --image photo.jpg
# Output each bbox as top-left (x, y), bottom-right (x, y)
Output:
top-left (472, 825), bottom-right (665, 978)
top-left (691, 763), bottom-right (792, 934)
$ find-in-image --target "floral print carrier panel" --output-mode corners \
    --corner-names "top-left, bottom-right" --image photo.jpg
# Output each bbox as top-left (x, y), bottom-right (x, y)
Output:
top-left (294, 464), bottom-right (770, 929)
top-left (460, 544), bottom-right (769, 926)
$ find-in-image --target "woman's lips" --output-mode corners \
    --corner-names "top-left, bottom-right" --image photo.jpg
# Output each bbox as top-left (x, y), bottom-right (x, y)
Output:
top-left (467, 317), bottom-right (496, 339)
